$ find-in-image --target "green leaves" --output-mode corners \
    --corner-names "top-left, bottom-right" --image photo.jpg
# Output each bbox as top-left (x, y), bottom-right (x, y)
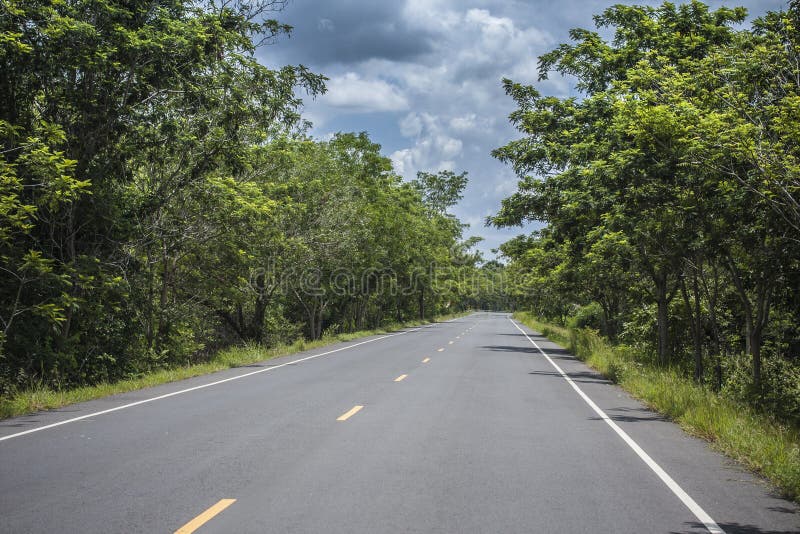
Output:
top-left (0, 0), bottom-right (335, 386)
top-left (494, 1), bottom-right (800, 388)
top-left (412, 170), bottom-right (468, 215)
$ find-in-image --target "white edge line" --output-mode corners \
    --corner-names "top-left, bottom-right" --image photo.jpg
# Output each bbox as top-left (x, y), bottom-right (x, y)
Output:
top-left (509, 318), bottom-right (724, 534)
top-left (0, 323), bottom-right (439, 442)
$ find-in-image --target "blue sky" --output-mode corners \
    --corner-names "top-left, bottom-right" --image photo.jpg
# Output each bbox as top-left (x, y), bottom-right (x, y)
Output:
top-left (258, 0), bottom-right (787, 260)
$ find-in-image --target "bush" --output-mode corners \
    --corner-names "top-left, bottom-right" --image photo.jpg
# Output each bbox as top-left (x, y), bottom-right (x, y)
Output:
top-left (722, 353), bottom-right (800, 427)
top-left (568, 302), bottom-right (603, 330)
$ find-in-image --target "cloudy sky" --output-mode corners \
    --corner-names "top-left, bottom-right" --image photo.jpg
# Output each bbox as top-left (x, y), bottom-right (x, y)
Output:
top-left (258, 0), bottom-right (787, 260)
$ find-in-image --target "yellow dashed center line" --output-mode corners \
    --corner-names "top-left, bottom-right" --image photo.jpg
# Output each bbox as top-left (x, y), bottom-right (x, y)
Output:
top-left (337, 405), bottom-right (364, 421)
top-left (448, 341), bottom-right (454, 345)
top-left (394, 374), bottom-right (408, 382)
top-left (175, 499), bottom-right (236, 534)
top-left (422, 357), bottom-right (431, 363)
top-left (437, 348), bottom-right (445, 352)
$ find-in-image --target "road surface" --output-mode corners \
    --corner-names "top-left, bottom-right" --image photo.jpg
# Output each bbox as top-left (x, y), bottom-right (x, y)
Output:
top-left (1, 312), bottom-right (797, 533)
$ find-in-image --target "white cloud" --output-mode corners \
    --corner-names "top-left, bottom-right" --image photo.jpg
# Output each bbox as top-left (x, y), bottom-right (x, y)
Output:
top-left (292, 1), bottom-right (558, 256)
top-left (321, 72), bottom-right (409, 112)
top-left (401, 0), bottom-right (462, 33)
top-left (492, 173), bottom-right (520, 197)
top-left (317, 18), bottom-right (335, 32)
top-left (399, 112), bottom-right (423, 138)
top-left (371, 3), bottom-right (554, 175)
top-left (449, 115), bottom-right (474, 131)
top-left (285, 0), bottom-right (785, 258)
top-left (391, 113), bottom-right (463, 178)
top-left (466, 8), bottom-right (550, 50)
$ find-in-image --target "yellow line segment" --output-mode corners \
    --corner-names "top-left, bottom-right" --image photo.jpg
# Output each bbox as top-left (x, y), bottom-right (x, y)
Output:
top-left (175, 499), bottom-right (236, 534)
top-left (422, 357), bottom-right (430, 363)
top-left (337, 405), bottom-right (364, 421)
top-left (437, 348), bottom-right (444, 352)
top-left (394, 374), bottom-right (408, 382)
top-left (448, 341), bottom-right (454, 345)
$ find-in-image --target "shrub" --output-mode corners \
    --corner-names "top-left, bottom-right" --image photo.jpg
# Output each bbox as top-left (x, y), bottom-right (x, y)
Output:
top-left (568, 302), bottom-right (603, 330)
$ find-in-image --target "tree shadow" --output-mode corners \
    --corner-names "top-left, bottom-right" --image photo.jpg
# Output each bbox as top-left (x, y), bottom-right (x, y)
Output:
top-left (767, 507), bottom-right (797, 515)
top-left (0, 418), bottom-right (41, 428)
top-left (588, 405), bottom-right (668, 423)
top-left (483, 343), bottom-right (600, 370)
top-left (675, 522), bottom-right (799, 534)
top-left (481, 345), bottom-right (539, 354)
top-left (527, 369), bottom-right (613, 386)
top-left (542, 348), bottom-right (576, 359)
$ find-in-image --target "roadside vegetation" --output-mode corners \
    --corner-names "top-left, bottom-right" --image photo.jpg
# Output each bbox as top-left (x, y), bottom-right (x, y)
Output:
top-left (495, 0), bottom-right (800, 502)
top-left (0, 1), bottom-right (510, 405)
top-left (0, 311), bottom-right (469, 419)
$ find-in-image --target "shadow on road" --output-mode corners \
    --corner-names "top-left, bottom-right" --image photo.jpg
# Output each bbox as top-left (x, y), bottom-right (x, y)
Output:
top-left (588, 405), bottom-right (668, 423)
top-left (676, 522), bottom-right (799, 534)
top-left (0, 419), bottom-right (40, 428)
top-left (767, 507), bottom-right (797, 515)
top-left (480, 344), bottom-right (575, 359)
top-left (480, 344), bottom-right (539, 354)
top-left (527, 369), bottom-right (612, 386)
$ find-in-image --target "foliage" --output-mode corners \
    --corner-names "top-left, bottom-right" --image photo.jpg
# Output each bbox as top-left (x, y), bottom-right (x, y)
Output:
top-left (0, 310), bottom-right (471, 420)
top-left (0, 0), bottom-right (488, 399)
top-left (494, 1), bottom-right (800, 425)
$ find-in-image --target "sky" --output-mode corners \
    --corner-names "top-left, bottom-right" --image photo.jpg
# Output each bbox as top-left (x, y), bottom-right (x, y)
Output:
top-left (258, 0), bottom-right (787, 260)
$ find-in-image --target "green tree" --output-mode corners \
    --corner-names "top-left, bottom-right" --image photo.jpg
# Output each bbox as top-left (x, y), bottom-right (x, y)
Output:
top-left (492, 1), bottom-right (746, 365)
top-left (0, 0), bottom-right (323, 385)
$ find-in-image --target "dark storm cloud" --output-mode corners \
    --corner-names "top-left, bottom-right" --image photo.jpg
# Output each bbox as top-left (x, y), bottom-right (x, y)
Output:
top-left (269, 0), bottom-right (434, 66)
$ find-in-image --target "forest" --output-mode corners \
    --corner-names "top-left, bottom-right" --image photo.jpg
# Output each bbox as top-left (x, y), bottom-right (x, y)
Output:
top-left (0, 0), bottom-right (505, 396)
top-left (2, 0), bottom-right (798, 438)
top-left (493, 1), bottom-right (800, 426)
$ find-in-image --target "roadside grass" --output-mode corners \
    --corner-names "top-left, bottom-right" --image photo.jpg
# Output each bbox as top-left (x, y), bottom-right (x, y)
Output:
top-left (515, 312), bottom-right (800, 503)
top-left (0, 311), bottom-right (471, 420)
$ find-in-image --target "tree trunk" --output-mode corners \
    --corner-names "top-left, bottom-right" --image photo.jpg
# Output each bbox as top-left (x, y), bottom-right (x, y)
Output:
top-left (247, 272), bottom-right (272, 343)
top-left (679, 268), bottom-right (704, 383)
top-left (726, 255), bottom-right (772, 392)
top-left (315, 301), bottom-right (325, 340)
top-left (599, 296), bottom-right (619, 340)
top-left (57, 204), bottom-right (78, 351)
top-left (750, 326), bottom-right (762, 390)
top-left (357, 297), bottom-right (366, 330)
top-left (145, 249), bottom-right (155, 350)
top-left (655, 273), bottom-right (671, 365)
top-left (692, 269), bottom-right (703, 381)
top-left (395, 296), bottom-right (402, 323)
top-left (307, 301), bottom-right (318, 340)
top-left (155, 247), bottom-right (172, 350)
top-left (699, 262), bottom-right (723, 390)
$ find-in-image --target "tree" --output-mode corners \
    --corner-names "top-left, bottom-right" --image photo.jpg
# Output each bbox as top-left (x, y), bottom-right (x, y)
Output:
top-left (492, 1), bottom-right (746, 365)
top-left (0, 0), bottom-right (323, 384)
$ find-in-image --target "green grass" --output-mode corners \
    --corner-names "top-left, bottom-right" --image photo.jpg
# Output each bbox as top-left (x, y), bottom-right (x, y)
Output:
top-left (0, 311), bottom-right (471, 420)
top-left (515, 311), bottom-right (800, 503)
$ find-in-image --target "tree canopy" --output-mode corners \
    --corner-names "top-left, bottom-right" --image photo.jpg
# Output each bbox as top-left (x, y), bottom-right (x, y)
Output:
top-left (492, 1), bottom-right (800, 424)
top-left (0, 0), bottom-right (491, 394)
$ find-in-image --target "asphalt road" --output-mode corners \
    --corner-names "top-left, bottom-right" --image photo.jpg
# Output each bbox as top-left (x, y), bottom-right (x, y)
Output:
top-left (1, 312), bottom-right (797, 533)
